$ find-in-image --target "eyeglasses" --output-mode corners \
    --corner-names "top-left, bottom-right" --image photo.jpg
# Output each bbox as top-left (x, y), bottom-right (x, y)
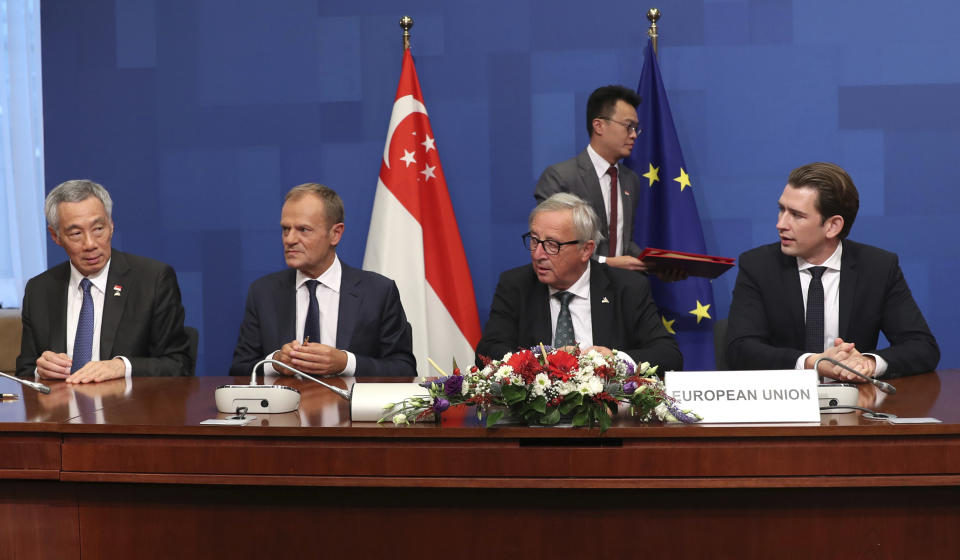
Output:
top-left (600, 117), bottom-right (641, 135)
top-left (521, 233), bottom-right (580, 255)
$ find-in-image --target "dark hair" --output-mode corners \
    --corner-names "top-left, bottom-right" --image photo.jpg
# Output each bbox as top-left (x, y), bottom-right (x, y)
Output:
top-left (285, 183), bottom-right (345, 226)
top-left (586, 85), bottom-right (642, 137)
top-left (787, 162), bottom-right (859, 239)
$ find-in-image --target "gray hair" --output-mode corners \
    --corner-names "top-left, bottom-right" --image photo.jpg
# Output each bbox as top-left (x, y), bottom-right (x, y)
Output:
top-left (529, 192), bottom-right (601, 246)
top-left (45, 180), bottom-right (113, 233)
top-left (285, 183), bottom-right (345, 226)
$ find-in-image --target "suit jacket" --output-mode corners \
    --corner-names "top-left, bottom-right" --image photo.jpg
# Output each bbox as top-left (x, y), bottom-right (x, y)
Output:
top-left (16, 250), bottom-right (192, 377)
top-left (535, 148), bottom-right (642, 258)
top-left (475, 263), bottom-right (682, 370)
top-left (725, 241), bottom-right (939, 376)
top-left (229, 262), bottom-right (416, 377)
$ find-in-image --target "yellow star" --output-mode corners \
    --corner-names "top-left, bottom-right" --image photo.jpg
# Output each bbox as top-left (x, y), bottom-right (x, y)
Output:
top-left (674, 167), bottom-right (691, 191)
top-left (642, 163), bottom-right (660, 187)
top-left (689, 300), bottom-right (712, 324)
top-left (661, 315), bottom-right (676, 335)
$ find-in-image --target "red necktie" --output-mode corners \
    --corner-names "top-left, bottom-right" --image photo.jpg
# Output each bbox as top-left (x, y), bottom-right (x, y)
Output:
top-left (607, 166), bottom-right (618, 257)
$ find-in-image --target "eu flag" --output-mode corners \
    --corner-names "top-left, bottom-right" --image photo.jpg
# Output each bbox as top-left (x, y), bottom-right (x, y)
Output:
top-left (625, 39), bottom-right (717, 370)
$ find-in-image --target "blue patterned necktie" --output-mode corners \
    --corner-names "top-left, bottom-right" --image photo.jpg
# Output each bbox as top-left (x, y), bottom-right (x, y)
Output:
top-left (303, 279), bottom-right (321, 344)
top-left (805, 266), bottom-right (827, 353)
top-left (553, 291), bottom-right (576, 348)
top-left (72, 278), bottom-right (94, 373)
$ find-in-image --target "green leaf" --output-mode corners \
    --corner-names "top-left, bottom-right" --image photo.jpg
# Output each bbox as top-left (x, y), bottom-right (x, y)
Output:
top-left (485, 410), bottom-right (504, 427)
top-left (597, 407), bottom-right (612, 432)
top-left (502, 384), bottom-right (527, 405)
top-left (572, 409), bottom-right (590, 427)
top-left (540, 407), bottom-right (561, 425)
top-left (531, 395), bottom-right (547, 414)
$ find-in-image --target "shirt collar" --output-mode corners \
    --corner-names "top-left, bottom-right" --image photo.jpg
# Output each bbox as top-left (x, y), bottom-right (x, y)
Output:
top-left (549, 261), bottom-right (591, 300)
top-left (69, 259), bottom-right (111, 295)
top-left (798, 241), bottom-right (843, 273)
top-left (296, 255), bottom-right (342, 293)
top-left (586, 144), bottom-right (617, 180)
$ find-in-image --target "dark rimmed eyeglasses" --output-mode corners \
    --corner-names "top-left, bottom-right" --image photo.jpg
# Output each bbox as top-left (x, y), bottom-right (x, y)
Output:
top-left (600, 117), bottom-right (641, 135)
top-left (521, 232), bottom-right (580, 255)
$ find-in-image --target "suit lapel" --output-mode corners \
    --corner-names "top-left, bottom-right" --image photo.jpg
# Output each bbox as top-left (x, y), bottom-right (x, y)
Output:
top-left (838, 243), bottom-right (856, 339)
top-left (528, 274), bottom-right (553, 347)
top-left (779, 251), bottom-right (806, 346)
top-left (619, 165), bottom-right (636, 244)
top-left (100, 252), bottom-right (130, 359)
top-left (336, 264), bottom-right (361, 349)
top-left (589, 265), bottom-right (614, 347)
top-left (577, 151), bottom-right (608, 229)
top-left (50, 264), bottom-right (71, 353)
top-left (274, 269), bottom-right (297, 343)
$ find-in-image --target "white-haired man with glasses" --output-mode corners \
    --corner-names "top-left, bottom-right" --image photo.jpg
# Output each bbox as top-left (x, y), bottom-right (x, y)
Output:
top-left (475, 193), bottom-right (682, 370)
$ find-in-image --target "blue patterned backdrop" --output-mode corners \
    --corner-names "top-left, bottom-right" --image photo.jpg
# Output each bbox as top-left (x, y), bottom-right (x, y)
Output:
top-left (40, 0), bottom-right (960, 374)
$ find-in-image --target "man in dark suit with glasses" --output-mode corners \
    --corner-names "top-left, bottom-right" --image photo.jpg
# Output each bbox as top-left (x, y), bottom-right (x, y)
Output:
top-left (475, 193), bottom-right (681, 370)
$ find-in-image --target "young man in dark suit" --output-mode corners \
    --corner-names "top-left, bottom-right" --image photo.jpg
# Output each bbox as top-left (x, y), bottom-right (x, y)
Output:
top-left (535, 85), bottom-right (647, 271)
top-left (726, 162), bottom-right (939, 379)
top-left (475, 193), bottom-right (681, 370)
top-left (17, 180), bottom-right (191, 382)
top-left (230, 184), bottom-right (415, 378)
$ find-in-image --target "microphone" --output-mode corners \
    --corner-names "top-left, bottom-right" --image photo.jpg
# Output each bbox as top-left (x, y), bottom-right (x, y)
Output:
top-left (0, 371), bottom-right (52, 394)
top-left (294, 370), bottom-right (351, 400)
top-left (813, 356), bottom-right (897, 395)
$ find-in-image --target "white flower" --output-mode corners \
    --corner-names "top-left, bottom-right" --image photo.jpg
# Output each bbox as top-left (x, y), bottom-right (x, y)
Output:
top-left (531, 373), bottom-right (551, 396)
top-left (392, 413), bottom-right (408, 425)
top-left (578, 376), bottom-right (604, 396)
top-left (493, 365), bottom-right (514, 381)
top-left (556, 381), bottom-right (576, 396)
top-left (654, 403), bottom-right (677, 422)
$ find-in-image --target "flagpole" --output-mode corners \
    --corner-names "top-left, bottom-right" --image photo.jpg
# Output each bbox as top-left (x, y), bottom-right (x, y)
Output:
top-left (647, 8), bottom-right (660, 57)
top-left (400, 15), bottom-right (413, 51)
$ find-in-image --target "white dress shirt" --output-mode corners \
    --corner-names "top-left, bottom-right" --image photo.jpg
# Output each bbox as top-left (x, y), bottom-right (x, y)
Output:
top-left (264, 256), bottom-right (356, 376)
top-left (586, 144), bottom-right (624, 259)
top-left (794, 241), bottom-right (888, 377)
top-left (548, 262), bottom-right (593, 349)
top-left (55, 260), bottom-right (132, 378)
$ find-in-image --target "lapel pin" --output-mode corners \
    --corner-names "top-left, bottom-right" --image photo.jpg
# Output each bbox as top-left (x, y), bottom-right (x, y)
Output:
top-left (624, 190), bottom-right (631, 196)
top-left (113, 284), bottom-right (123, 297)
top-left (601, 297), bottom-right (610, 304)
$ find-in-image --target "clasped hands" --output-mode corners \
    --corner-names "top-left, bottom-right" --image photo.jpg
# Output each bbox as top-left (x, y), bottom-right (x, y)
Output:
top-left (36, 351), bottom-right (125, 384)
top-left (804, 338), bottom-right (877, 382)
top-left (273, 339), bottom-right (347, 377)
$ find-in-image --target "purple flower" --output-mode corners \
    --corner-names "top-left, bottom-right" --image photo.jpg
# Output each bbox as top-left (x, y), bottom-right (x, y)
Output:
top-left (443, 375), bottom-right (463, 396)
top-left (623, 361), bottom-right (635, 376)
top-left (622, 381), bottom-right (638, 394)
top-left (433, 397), bottom-right (450, 413)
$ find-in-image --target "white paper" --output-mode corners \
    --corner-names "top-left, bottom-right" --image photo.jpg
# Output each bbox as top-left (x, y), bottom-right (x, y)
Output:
top-left (350, 383), bottom-right (431, 422)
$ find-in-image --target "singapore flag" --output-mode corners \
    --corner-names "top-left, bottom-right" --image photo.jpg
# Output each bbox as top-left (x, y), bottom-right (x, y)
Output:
top-left (363, 49), bottom-right (481, 375)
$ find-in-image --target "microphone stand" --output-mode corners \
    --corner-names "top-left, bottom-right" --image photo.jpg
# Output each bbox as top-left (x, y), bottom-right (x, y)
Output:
top-left (813, 356), bottom-right (897, 395)
top-left (253, 359), bottom-right (351, 400)
top-left (0, 371), bottom-right (51, 394)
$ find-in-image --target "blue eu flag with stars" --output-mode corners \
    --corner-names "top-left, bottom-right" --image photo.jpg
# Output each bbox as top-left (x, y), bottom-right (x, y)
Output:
top-left (625, 39), bottom-right (717, 370)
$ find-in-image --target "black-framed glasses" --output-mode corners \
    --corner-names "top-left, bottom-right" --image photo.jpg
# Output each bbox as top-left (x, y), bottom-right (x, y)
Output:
top-left (521, 232), bottom-right (580, 255)
top-left (600, 117), bottom-right (641, 135)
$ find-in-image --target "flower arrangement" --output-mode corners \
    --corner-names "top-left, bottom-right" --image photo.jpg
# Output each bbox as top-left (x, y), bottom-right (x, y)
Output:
top-left (380, 345), bottom-right (700, 432)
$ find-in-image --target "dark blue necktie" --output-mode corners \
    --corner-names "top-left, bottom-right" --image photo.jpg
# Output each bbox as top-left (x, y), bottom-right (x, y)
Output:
top-left (805, 266), bottom-right (827, 353)
top-left (553, 291), bottom-right (575, 348)
top-left (72, 278), bottom-right (94, 373)
top-left (303, 279), bottom-right (321, 344)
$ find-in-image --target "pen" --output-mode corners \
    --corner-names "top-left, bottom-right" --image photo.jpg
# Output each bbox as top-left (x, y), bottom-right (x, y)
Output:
top-left (1, 393), bottom-right (19, 400)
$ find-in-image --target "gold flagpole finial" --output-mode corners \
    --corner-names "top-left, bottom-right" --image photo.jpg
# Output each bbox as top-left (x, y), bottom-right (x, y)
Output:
top-left (400, 16), bottom-right (414, 51)
top-left (647, 8), bottom-right (660, 57)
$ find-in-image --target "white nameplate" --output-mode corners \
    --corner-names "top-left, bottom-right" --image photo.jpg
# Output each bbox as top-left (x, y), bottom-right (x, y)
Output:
top-left (666, 370), bottom-right (820, 423)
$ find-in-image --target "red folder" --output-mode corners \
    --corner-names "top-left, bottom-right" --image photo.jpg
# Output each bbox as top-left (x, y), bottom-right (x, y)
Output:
top-left (638, 247), bottom-right (735, 279)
